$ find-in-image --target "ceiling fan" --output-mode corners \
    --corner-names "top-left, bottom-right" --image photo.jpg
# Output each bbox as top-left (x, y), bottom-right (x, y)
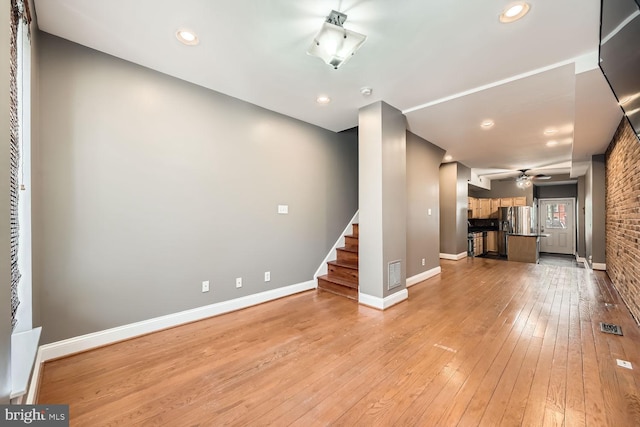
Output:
top-left (514, 169), bottom-right (551, 188)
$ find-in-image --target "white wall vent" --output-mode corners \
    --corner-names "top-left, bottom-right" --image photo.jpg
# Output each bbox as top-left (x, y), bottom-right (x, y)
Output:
top-left (388, 260), bottom-right (402, 290)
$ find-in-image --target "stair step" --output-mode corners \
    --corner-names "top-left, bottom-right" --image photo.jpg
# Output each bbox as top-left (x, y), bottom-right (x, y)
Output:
top-left (336, 246), bottom-right (358, 264)
top-left (318, 274), bottom-right (358, 290)
top-left (317, 275), bottom-right (358, 300)
top-left (327, 260), bottom-right (358, 283)
top-left (352, 223), bottom-right (359, 237)
top-left (345, 235), bottom-right (359, 249)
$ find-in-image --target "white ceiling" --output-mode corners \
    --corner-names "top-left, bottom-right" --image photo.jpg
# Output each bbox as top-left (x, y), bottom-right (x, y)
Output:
top-left (33, 0), bottom-right (624, 180)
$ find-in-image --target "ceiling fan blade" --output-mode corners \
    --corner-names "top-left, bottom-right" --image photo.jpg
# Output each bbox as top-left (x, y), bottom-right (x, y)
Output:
top-left (532, 174), bottom-right (551, 180)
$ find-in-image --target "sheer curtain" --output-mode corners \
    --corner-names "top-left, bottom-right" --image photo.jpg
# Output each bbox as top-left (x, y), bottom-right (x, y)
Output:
top-left (9, 0), bottom-right (31, 330)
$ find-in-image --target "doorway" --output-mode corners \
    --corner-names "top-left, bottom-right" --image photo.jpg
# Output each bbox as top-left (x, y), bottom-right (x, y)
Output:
top-left (538, 198), bottom-right (575, 255)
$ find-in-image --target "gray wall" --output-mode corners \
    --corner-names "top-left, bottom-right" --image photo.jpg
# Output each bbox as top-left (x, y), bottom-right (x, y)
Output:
top-left (535, 184), bottom-right (577, 199)
top-left (591, 155), bottom-right (606, 265)
top-left (439, 162), bottom-right (469, 256)
top-left (585, 163), bottom-right (593, 265)
top-left (577, 176), bottom-right (586, 258)
top-left (584, 155), bottom-right (606, 267)
top-left (439, 163), bottom-right (457, 255)
top-left (0, 0), bottom-right (12, 403)
top-left (35, 34), bottom-right (358, 343)
top-left (358, 101), bottom-right (406, 299)
top-left (406, 132), bottom-right (445, 277)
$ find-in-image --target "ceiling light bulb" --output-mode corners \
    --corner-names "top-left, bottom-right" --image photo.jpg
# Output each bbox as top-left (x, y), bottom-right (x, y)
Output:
top-left (500, 2), bottom-right (530, 23)
top-left (505, 4), bottom-right (524, 17)
top-left (176, 29), bottom-right (199, 46)
top-left (481, 120), bottom-right (494, 129)
top-left (444, 155), bottom-right (452, 161)
top-left (544, 128), bottom-right (558, 135)
top-left (546, 140), bottom-right (559, 147)
top-left (316, 95), bottom-right (331, 104)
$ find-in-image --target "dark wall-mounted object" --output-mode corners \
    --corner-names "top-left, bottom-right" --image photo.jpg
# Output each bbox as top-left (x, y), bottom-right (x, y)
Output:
top-left (599, 0), bottom-right (640, 141)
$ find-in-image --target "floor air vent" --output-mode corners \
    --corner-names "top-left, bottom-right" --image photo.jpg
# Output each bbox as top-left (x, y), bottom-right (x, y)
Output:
top-left (600, 322), bottom-right (623, 336)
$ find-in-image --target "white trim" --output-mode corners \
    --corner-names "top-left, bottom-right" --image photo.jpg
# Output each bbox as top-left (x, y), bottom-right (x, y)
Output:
top-left (358, 289), bottom-right (408, 310)
top-left (601, 10), bottom-right (640, 45)
top-left (592, 263), bottom-right (606, 271)
top-left (576, 255), bottom-right (590, 270)
top-left (439, 252), bottom-right (467, 260)
top-left (25, 279), bottom-right (315, 403)
top-left (403, 53), bottom-right (596, 114)
top-left (314, 211), bottom-right (359, 279)
top-left (406, 266), bottom-right (441, 287)
top-left (10, 327), bottom-right (41, 399)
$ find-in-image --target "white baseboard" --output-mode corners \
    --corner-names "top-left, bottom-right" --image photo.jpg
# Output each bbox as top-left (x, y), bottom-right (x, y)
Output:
top-left (314, 211), bottom-right (359, 279)
top-left (576, 255), bottom-right (586, 263)
top-left (406, 266), bottom-right (441, 287)
top-left (358, 289), bottom-right (408, 310)
top-left (592, 262), bottom-right (606, 271)
top-left (26, 279), bottom-right (315, 404)
top-left (439, 252), bottom-right (467, 261)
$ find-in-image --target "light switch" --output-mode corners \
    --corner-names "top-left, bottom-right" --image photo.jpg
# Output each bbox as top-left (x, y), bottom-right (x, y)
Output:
top-left (428, 209), bottom-right (432, 216)
top-left (278, 205), bottom-right (289, 214)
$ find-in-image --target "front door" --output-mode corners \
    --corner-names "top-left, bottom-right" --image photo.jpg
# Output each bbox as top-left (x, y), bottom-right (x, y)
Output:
top-left (539, 198), bottom-right (575, 255)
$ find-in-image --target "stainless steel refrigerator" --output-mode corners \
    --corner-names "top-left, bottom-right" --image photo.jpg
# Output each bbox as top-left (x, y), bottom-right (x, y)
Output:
top-left (498, 206), bottom-right (536, 256)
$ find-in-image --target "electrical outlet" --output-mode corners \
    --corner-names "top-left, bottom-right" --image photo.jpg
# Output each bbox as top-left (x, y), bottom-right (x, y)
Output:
top-left (202, 281), bottom-right (210, 293)
top-left (236, 277), bottom-right (242, 288)
top-left (421, 258), bottom-right (425, 266)
top-left (264, 271), bottom-right (271, 282)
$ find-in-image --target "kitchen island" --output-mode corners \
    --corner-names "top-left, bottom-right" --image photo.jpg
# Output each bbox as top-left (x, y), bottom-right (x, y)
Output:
top-left (507, 233), bottom-right (549, 263)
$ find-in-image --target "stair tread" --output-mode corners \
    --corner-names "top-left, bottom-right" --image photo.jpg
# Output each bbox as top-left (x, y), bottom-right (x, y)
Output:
top-left (337, 246), bottom-right (358, 253)
top-left (345, 234), bottom-right (359, 239)
top-left (328, 260), bottom-right (358, 269)
top-left (318, 274), bottom-right (358, 289)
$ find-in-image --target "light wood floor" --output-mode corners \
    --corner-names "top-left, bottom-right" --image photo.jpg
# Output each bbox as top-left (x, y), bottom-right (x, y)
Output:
top-left (38, 258), bottom-right (640, 426)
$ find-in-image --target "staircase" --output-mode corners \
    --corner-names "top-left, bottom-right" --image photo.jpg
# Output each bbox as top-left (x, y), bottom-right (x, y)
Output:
top-left (317, 223), bottom-right (358, 300)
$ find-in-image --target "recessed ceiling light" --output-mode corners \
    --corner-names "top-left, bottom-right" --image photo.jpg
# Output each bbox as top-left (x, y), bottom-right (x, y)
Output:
top-left (546, 140), bottom-right (559, 147)
top-left (500, 2), bottom-right (531, 23)
top-left (176, 29), bottom-right (199, 46)
top-left (316, 95), bottom-right (331, 104)
top-left (444, 155), bottom-right (453, 161)
top-left (481, 120), bottom-right (494, 129)
top-left (544, 128), bottom-right (558, 135)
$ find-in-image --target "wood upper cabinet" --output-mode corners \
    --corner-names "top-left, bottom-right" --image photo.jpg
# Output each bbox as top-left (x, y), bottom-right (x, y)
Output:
top-left (479, 198), bottom-right (491, 219)
top-left (500, 197), bottom-right (513, 207)
top-left (468, 196), bottom-right (527, 219)
top-left (490, 198), bottom-right (501, 218)
top-left (513, 196), bottom-right (527, 206)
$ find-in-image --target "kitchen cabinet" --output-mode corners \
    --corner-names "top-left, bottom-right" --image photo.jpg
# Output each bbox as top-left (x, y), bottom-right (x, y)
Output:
top-left (486, 231), bottom-right (498, 252)
top-left (473, 232), bottom-right (484, 255)
top-left (468, 197), bottom-right (528, 219)
top-left (479, 198), bottom-right (491, 219)
top-left (490, 198), bottom-right (501, 218)
top-left (513, 196), bottom-right (527, 206)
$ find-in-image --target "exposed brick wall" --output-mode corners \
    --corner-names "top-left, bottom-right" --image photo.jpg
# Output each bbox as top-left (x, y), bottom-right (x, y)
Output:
top-left (606, 118), bottom-right (640, 324)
